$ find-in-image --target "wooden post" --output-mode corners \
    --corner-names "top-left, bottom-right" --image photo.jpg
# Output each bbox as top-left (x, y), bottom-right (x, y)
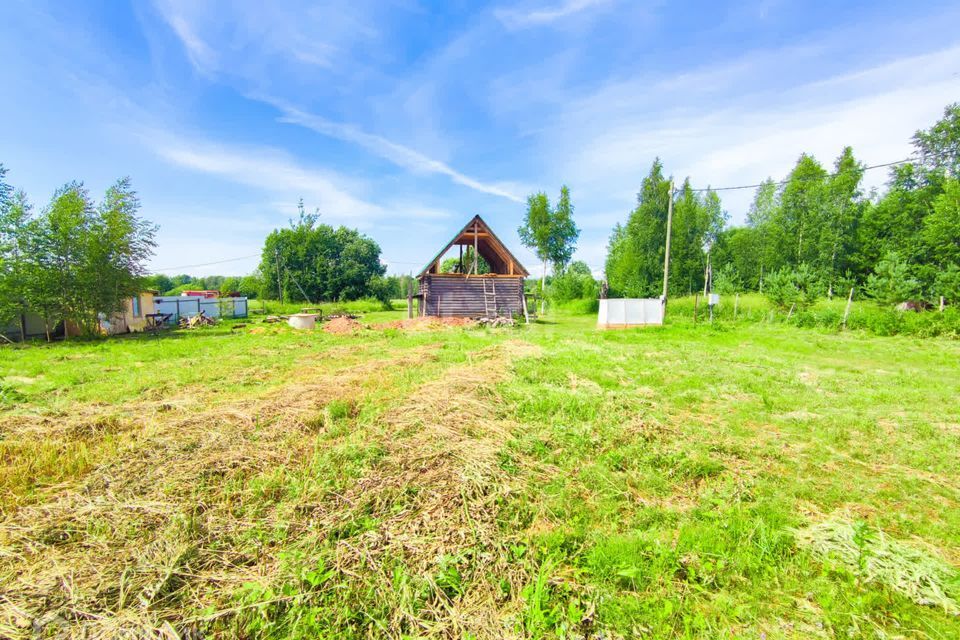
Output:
top-left (473, 223), bottom-right (478, 276)
top-left (694, 293), bottom-right (699, 324)
top-left (407, 282), bottom-right (413, 319)
top-left (734, 293), bottom-right (740, 320)
top-left (842, 287), bottom-right (854, 329)
top-left (940, 296), bottom-right (945, 312)
top-left (661, 179), bottom-right (675, 310)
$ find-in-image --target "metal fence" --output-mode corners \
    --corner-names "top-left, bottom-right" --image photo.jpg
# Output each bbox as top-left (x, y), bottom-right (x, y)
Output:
top-left (153, 296), bottom-right (248, 323)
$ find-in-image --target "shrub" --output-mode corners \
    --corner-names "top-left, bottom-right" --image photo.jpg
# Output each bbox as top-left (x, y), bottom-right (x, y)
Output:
top-left (712, 264), bottom-right (742, 295)
top-left (549, 261), bottom-right (599, 303)
top-left (764, 264), bottom-right (821, 312)
top-left (864, 252), bottom-right (919, 306)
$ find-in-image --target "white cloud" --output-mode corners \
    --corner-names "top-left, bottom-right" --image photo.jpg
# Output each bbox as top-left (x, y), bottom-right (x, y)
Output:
top-left (495, 0), bottom-right (614, 29)
top-left (271, 102), bottom-right (525, 203)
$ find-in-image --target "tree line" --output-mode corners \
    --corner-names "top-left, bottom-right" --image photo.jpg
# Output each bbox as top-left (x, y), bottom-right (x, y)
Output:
top-left (605, 103), bottom-right (960, 306)
top-left (0, 169), bottom-right (156, 338)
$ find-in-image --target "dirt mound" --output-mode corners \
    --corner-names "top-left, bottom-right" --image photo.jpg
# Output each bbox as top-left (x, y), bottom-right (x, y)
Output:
top-left (322, 316), bottom-right (364, 335)
top-left (375, 316), bottom-right (477, 331)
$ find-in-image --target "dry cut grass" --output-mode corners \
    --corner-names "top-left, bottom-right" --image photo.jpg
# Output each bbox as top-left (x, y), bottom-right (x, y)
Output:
top-left (0, 343), bottom-right (449, 638)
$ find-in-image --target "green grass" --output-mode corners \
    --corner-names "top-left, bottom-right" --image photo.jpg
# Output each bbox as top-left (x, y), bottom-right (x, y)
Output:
top-left (1, 309), bottom-right (958, 638)
top-left (665, 292), bottom-right (960, 338)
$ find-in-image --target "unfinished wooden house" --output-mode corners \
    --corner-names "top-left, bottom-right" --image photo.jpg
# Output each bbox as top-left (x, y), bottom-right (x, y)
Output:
top-left (417, 215), bottom-right (529, 318)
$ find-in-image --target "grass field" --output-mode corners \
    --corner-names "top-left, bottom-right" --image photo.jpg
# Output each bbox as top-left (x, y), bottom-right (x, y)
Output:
top-left (1, 305), bottom-right (959, 638)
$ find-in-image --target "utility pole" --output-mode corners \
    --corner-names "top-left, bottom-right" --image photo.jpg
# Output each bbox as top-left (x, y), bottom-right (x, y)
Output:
top-left (661, 179), bottom-right (675, 307)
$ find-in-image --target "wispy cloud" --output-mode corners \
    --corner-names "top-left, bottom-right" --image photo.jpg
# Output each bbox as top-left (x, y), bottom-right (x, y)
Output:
top-left (144, 129), bottom-right (464, 229)
top-left (147, 132), bottom-right (384, 220)
top-left (495, 0), bottom-right (614, 29)
top-left (154, 1), bottom-right (217, 73)
top-left (271, 101), bottom-right (525, 203)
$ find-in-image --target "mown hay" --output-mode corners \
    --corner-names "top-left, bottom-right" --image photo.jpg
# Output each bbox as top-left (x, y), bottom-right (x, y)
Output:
top-left (0, 345), bottom-right (443, 638)
top-left (795, 519), bottom-right (960, 613)
top-left (304, 339), bottom-right (544, 638)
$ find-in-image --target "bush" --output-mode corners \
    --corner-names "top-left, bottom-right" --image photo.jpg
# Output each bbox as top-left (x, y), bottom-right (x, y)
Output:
top-left (712, 264), bottom-right (742, 295)
top-left (367, 276), bottom-right (395, 310)
top-left (864, 252), bottom-right (920, 306)
top-left (548, 261), bottom-right (599, 303)
top-left (764, 264), bottom-right (821, 311)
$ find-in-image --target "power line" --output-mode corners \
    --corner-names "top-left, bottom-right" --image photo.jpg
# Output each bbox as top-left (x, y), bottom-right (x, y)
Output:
top-left (148, 253), bottom-right (260, 273)
top-left (684, 157), bottom-right (915, 194)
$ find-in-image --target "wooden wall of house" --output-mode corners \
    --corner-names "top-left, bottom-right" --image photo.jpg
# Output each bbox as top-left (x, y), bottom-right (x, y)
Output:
top-left (420, 275), bottom-right (525, 317)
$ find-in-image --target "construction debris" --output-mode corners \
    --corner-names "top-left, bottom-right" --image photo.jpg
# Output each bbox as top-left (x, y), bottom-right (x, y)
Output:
top-left (477, 316), bottom-right (516, 328)
top-left (178, 311), bottom-right (216, 329)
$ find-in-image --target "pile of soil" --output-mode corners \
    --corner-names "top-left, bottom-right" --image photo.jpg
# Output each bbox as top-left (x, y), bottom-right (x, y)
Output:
top-left (375, 317), bottom-right (477, 331)
top-left (323, 316), bottom-right (364, 335)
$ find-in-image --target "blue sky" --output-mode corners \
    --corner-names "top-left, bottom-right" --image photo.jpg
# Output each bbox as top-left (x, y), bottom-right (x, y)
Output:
top-left (2, 1), bottom-right (959, 277)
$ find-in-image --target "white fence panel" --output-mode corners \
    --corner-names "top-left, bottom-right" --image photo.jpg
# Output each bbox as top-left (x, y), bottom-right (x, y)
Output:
top-left (598, 298), bottom-right (663, 327)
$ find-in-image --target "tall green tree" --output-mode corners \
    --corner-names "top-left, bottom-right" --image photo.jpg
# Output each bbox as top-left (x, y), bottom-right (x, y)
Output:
top-left (912, 102), bottom-right (960, 177)
top-left (777, 154), bottom-right (828, 268)
top-left (518, 191), bottom-right (554, 293)
top-left (0, 169), bottom-right (33, 334)
top-left (260, 210), bottom-right (385, 302)
top-left (605, 160), bottom-right (671, 297)
top-left (518, 185), bottom-right (581, 296)
top-left (86, 178), bottom-right (158, 326)
top-left (822, 147), bottom-right (865, 295)
top-left (550, 185), bottom-right (580, 273)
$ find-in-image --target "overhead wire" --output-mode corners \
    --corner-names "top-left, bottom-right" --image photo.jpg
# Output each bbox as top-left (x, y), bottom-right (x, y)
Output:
top-left (146, 152), bottom-right (947, 275)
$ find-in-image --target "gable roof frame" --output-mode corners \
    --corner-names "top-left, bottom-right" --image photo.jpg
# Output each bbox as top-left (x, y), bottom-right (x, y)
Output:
top-left (417, 215), bottom-right (530, 278)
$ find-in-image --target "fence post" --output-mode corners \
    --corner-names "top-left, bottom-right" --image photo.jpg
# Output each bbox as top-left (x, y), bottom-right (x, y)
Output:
top-left (842, 287), bottom-right (854, 329)
top-left (734, 293), bottom-right (739, 320)
top-left (407, 282), bottom-right (413, 319)
top-left (694, 294), bottom-right (699, 324)
top-left (940, 296), bottom-right (945, 312)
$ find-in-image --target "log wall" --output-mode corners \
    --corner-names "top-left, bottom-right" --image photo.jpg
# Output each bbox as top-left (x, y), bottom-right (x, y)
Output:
top-left (420, 275), bottom-right (525, 317)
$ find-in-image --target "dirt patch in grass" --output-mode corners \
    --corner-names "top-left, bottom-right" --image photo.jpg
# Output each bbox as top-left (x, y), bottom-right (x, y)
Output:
top-left (322, 317), bottom-right (365, 335)
top-left (374, 317), bottom-right (477, 331)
